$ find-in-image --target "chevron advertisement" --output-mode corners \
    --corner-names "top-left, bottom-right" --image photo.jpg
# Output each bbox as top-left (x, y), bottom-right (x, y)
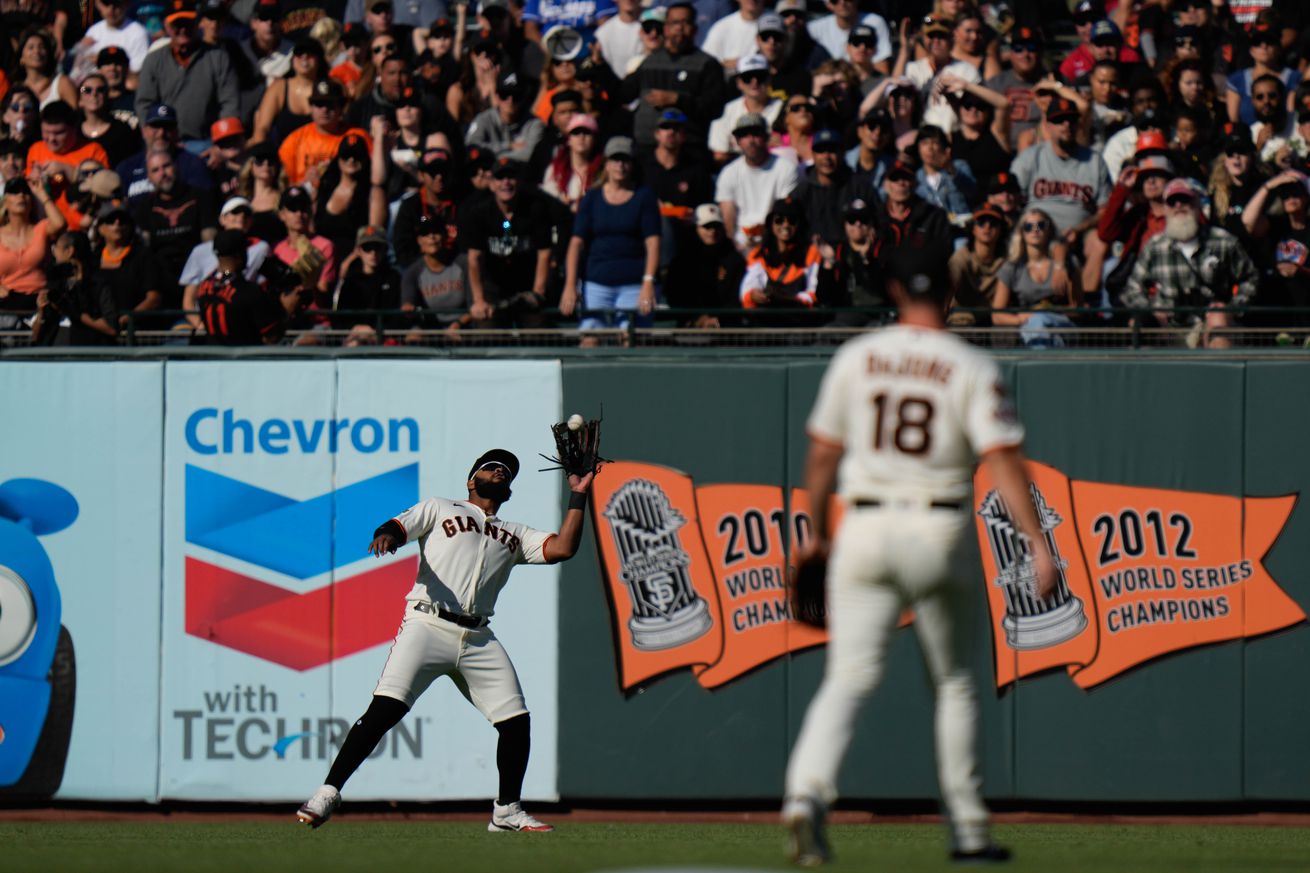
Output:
top-left (0, 362), bottom-right (165, 801)
top-left (159, 361), bottom-right (563, 801)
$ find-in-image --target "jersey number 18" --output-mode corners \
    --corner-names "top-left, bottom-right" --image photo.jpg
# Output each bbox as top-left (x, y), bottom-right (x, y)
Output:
top-left (870, 392), bottom-right (935, 456)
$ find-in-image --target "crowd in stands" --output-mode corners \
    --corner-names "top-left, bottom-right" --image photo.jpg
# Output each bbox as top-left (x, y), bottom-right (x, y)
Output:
top-left (1, 0), bottom-right (1309, 347)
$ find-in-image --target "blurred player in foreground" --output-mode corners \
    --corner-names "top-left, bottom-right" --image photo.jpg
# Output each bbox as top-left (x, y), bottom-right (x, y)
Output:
top-left (782, 273), bottom-right (1058, 866)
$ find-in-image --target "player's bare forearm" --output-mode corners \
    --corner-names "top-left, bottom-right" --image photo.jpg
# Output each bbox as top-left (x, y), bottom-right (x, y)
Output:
top-left (544, 472), bottom-right (595, 562)
top-left (803, 436), bottom-right (843, 557)
top-left (982, 444), bottom-right (1058, 597)
top-left (369, 519), bottom-right (406, 556)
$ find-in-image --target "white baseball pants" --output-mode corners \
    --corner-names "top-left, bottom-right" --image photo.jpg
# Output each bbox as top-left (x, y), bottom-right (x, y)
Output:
top-left (374, 610), bottom-right (529, 724)
top-left (784, 503), bottom-right (991, 852)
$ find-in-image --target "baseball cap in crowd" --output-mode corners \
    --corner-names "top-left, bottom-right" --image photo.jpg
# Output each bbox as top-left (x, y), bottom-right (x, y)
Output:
top-left (1173, 24), bottom-right (1200, 46)
top-left (812, 129), bottom-right (843, 152)
top-left (844, 198), bottom-right (874, 222)
top-left (733, 111), bottom-right (769, 136)
top-left (757, 12), bottom-right (784, 36)
top-left (214, 229), bottom-right (247, 258)
top-left (543, 24), bottom-right (584, 61)
top-left (220, 196), bottom-right (252, 216)
top-left (293, 37), bottom-right (326, 60)
top-left (862, 107), bottom-right (892, 130)
top-left (886, 76), bottom-right (916, 97)
top-left (415, 213), bottom-right (440, 236)
top-left (640, 6), bottom-right (666, 28)
top-left (1163, 178), bottom-right (1198, 203)
top-left (887, 159), bottom-right (917, 182)
top-left (1248, 22), bottom-right (1278, 46)
top-left (768, 196), bottom-right (804, 222)
top-left (849, 24), bottom-right (876, 47)
top-left (466, 145), bottom-right (494, 171)
top-left (3, 177), bottom-right (31, 196)
top-left (199, 0), bottom-right (225, 20)
top-left (469, 449), bottom-right (519, 481)
top-left (1136, 154), bottom-right (1174, 175)
top-left (97, 197), bottom-right (132, 221)
top-left (1221, 122), bottom-right (1255, 155)
top-left (368, 0), bottom-right (392, 13)
top-left (1090, 20), bottom-right (1121, 44)
top-left (567, 113), bottom-right (598, 135)
top-left (309, 79), bottom-right (345, 106)
top-left (695, 203), bottom-right (724, 227)
top-left (495, 72), bottom-right (523, 98)
top-left (658, 108), bottom-right (688, 128)
top-left (972, 204), bottom-right (1010, 227)
top-left (604, 136), bottom-right (634, 159)
top-left (1073, 0), bottom-right (1104, 23)
top-left (491, 157), bottom-right (522, 179)
top-left (1273, 172), bottom-right (1310, 199)
top-left (985, 171), bottom-right (1021, 195)
top-left (922, 15), bottom-right (952, 38)
top-left (1047, 98), bottom-right (1080, 123)
top-left (247, 141), bottom-right (279, 164)
top-left (279, 186), bottom-right (312, 211)
top-left (1009, 26), bottom-right (1042, 49)
top-left (551, 89), bottom-right (582, 109)
top-left (1134, 107), bottom-right (1163, 131)
top-left (145, 103), bottom-right (178, 126)
top-left (97, 45), bottom-right (129, 67)
top-left (251, 0), bottom-right (279, 19)
top-left (337, 133), bottom-right (369, 162)
top-left (1135, 129), bottom-right (1168, 154)
top-left (79, 169), bottom-right (122, 199)
top-left (395, 85), bottom-right (423, 108)
top-left (421, 148), bottom-right (451, 173)
top-left (164, 0), bottom-right (196, 25)
top-left (775, 0), bottom-right (805, 14)
top-left (737, 53), bottom-right (769, 77)
top-left (470, 34), bottom-right (500, 56)
top-left (429, 17), bottom-right (454, 36)
top-left (210, 117), bottom-right (245, 143)
top-left (356, 224), bottom-right (388, 247)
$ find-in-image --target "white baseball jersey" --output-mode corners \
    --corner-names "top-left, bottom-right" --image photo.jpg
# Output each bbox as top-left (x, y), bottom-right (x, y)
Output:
top-left (807, 324), bottom-right (1023, 503)
top-left (392, 498), bottom-right (554, 618)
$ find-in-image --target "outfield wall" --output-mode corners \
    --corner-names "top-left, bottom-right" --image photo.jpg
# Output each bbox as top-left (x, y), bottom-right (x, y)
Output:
top-left (1, 357), bottom-right (1307, 803)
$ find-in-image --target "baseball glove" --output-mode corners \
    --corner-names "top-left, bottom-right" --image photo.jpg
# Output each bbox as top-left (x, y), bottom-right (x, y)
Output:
top-left (540, 416), bottom-right (606, 477)
top-left (790, 554), bottom-right (827, 629)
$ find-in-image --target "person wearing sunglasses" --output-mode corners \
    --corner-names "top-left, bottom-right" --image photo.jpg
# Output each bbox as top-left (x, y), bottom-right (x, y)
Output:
top-left (984, 26), bottom-right (1046, 151)
top-left (806, 0), bottom-right (889, 65)
top-left (1224, 21), bottom-right (1299, 127)
top-left (90, 197), bottom-right (162, 335)
top-left (991, 208), bottom-right (1079, 347)
top-left (1242, 169), bottom-right (1310, 329)
top-left (708, 53), bottom-right (781, 164)
top-left (715, 112), bottom-right (799, 251)
top-left (738, 196), bottom-right (820, 320)
top-left (135, 0), bottom-right (240, 149)
top-left (873, 159), bottom-right (954, 289)
top-left (628, 1), bottom-right (727, 154)
top-left (1, 88), bottom-right (41, 160)
top-left (947, 203), bottom-right (1009, 327)
top-left (77, 74), bottom-right (137, 168)
top-left (1248, 73), bottom-right (1295, 153)
top-left (817, 197), bottom-right (889, 327)
top-left (0, 176), bottom-right (67, 317)
top-left (250, 36), bottom-right (327, 146)
top-left (1122, 179), bottom-right (1257, 348)
top-left (235, 141), bottom-right (288, 244)
top-left (894, 14), bottom-right (980, 135)
top-left (272, 185), bottom-right (337, 309)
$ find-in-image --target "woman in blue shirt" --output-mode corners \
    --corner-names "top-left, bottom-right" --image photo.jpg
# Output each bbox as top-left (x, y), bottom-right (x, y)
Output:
top-left (560, 136), bottom-right (661, 332)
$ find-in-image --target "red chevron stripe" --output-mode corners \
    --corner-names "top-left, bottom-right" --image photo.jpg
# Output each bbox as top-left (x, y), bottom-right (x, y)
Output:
top-left (185, 556), bottom-right (417, 670)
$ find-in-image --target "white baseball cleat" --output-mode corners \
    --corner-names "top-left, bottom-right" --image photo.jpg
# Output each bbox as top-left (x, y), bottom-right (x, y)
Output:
top-left (488, 800), bottom-right (554, 832)
top-left (782, 796), bottom-right (830, 867)
top-left (296, 784), bottom-right (340, 829)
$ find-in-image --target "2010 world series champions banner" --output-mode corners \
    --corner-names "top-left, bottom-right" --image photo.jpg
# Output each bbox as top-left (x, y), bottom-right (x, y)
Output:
top-left (973, 460), bottom-right (1305, 689)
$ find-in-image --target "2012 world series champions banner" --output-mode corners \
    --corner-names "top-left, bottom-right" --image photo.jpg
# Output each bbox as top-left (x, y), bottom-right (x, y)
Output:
top-left (590, 460), bottom-right (1304, 694)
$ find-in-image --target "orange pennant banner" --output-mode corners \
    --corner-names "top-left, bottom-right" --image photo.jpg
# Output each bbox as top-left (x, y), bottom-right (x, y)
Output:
top-left (973, 462), bottom-right (1305, 689)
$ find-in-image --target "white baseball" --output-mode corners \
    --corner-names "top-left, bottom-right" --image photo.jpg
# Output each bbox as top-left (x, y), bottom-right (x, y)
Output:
top-left (567, 414), bottom-right (584, 431)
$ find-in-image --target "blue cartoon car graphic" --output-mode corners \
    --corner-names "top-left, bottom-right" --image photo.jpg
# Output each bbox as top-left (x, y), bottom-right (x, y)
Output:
top-left (0, 479), bottom-right (77, 798)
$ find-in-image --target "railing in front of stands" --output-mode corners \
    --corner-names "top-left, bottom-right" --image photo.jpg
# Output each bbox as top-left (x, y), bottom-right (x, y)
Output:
top-left (3, 307), bottom-right (1310, 351)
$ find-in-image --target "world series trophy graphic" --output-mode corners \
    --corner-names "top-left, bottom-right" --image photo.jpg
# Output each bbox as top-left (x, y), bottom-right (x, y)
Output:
top-left (603, 479), bottom-right (713, 651)
top-left (978, 483), bottom-right (1087, 650)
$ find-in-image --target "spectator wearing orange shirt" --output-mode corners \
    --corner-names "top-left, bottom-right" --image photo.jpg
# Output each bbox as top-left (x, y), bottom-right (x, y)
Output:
top-left (0, 177), bottom-right (67, 313)
top-left (278, 80), bottom-right (372, 187)
top-left (24, 103), bottom-right (111, 230)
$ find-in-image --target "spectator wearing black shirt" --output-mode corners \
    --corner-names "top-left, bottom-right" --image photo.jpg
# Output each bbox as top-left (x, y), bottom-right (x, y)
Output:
top-left (818, 197), bottom-right (887, 327)
top-left (872, 159), bottom-right (953, 286)
top-left (1241, 169), bottom-right (1310, 321)
top-left (624, 1), bottom-right (726, 154)
top-left (209, 117), bottom-right (249, 202)
top-left (663, 203), bottom-right (745, 326)
top-left (796, 128), bottom-right (865, 249)
top-left (313, 133), bottom-right (378, 267)
top-left (392, 148), bottom-right (459, 269)
top-left (77, 74), bottom-right (139, 168)
top-left (755, 12), bottom-right (808, 101)
top-left (92, 198), bottom-right (163, 334)
top-left (196, 229), bottom-right (280, 344)
top-left (134, 147), bottom-right (217, 307)
top-left (348, 53), bottom-right (463, 152)
top-left (950, 85), bottom-right (1011, 187)
top-left (1208, 127), bottom-right (1263, 244)
top-left (458, 158), bottom-right (552, 326)
top-left (335, 224), bottom-right (403, 327)
top-left (641, 109), bottom-right (713, 265)
top-left (96, 46), bottom-right (138, 128)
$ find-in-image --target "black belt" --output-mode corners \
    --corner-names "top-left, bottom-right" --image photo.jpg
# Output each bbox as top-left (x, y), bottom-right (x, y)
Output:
top-left (413, 602), bottom-right (487, 628)
top-left (853, 498), bottom-right (963, 511)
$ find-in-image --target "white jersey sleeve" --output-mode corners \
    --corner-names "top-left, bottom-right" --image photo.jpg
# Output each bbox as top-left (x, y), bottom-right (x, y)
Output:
top-left (961, 352), bottom-right (1025, 455)
top-left (516, 526), bottom-right (555, 565)
top-left (393, 498), bottom-right (442, 542)
top-left (806, 343), bottom-right (859, 445)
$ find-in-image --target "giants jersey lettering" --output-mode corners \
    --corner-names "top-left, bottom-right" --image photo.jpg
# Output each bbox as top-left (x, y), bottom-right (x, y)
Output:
top-left (807, 325), bottom-right (1023, 501)
top-left (393, 497), bottom-right (553, 618)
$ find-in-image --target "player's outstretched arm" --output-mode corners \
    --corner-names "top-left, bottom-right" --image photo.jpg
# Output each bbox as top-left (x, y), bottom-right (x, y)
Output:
top-left (368, 519), bottom-right (407, 557)
top-left (981, 445), bottom-right (1058, 599)
top-left (543, 471), bottom-right (595, 563)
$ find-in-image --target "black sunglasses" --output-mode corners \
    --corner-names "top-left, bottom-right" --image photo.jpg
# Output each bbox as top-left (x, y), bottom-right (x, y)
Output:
top-left (1165, 195), bottom-right (1195, 207)
top-left (739, 72), bottom-right (768, 84)
top-left (849, 38), bottom-right (873, 48)
top-left (80, 85), bottom-right (107, 95)
top-left (1021, 219), bottom-right (1050, 232)
top-left (372, 43), bottom-right (396, 54)
top-left (771, 215), bottom-right (797, 225)
top-left (976, 216), bottom-right (1004, 228)
top-left (641, 22), bottom-right (661, 33)
top-left (788, 102), bottom-right (814, 113)
top-left (252, 154), bottom-right (274, 164)
top-left (759, 31), bottom-right (784, 42)
top-left (361, 243), bottom-right (387, 253)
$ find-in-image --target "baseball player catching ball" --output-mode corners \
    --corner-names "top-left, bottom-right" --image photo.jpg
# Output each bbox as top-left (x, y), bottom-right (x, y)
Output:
top-left (782, 275), bottom-right (1058, 865)
top-left (296, 448), bottom-right (595, 833)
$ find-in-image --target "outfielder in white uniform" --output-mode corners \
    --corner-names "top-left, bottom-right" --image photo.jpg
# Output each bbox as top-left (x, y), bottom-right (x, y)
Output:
top-left (296, 448), bottom-right (595, 833)
top-left (782, 279), bottom-right (1057, 866)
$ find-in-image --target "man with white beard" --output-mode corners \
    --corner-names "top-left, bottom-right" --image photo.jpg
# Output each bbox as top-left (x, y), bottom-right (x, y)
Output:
top-left (1122, 179), bottom-right (1258, 348)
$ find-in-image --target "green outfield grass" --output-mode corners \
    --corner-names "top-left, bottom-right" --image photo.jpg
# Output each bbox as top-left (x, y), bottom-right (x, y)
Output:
top-left (4, 821), bottom-right (1308, 873)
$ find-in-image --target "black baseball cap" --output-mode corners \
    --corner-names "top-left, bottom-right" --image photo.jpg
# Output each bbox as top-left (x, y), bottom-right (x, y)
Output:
top-left (469, 449), bottom-right (519, 481)
top-left (337, 133), bottom-right (369, 162)
top-left (1221, 122), bottom-right (1255, 154)
top-left (491, 157), bottom-right (522, 179)
top-left (886, 159), bottom-right (917, 182)
top-left (214, 228), bottom-right (247, 258)
top-left (1048, 98), bottom-right (1080, 123)
top-left (98, 45), bottom-right (129, 66)
top-left (279, 186), bottom-right (312, 211)
top-left (308, 79), bottom-right (345, 106)
top-left (293, 37), bottom-right (325, 60)
top-left (862, 107), bottom-right (892, 130)
top-left (395, 86), bottom-right (423, 108)
top-left (985, 171), bottom-right (1022, 195)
